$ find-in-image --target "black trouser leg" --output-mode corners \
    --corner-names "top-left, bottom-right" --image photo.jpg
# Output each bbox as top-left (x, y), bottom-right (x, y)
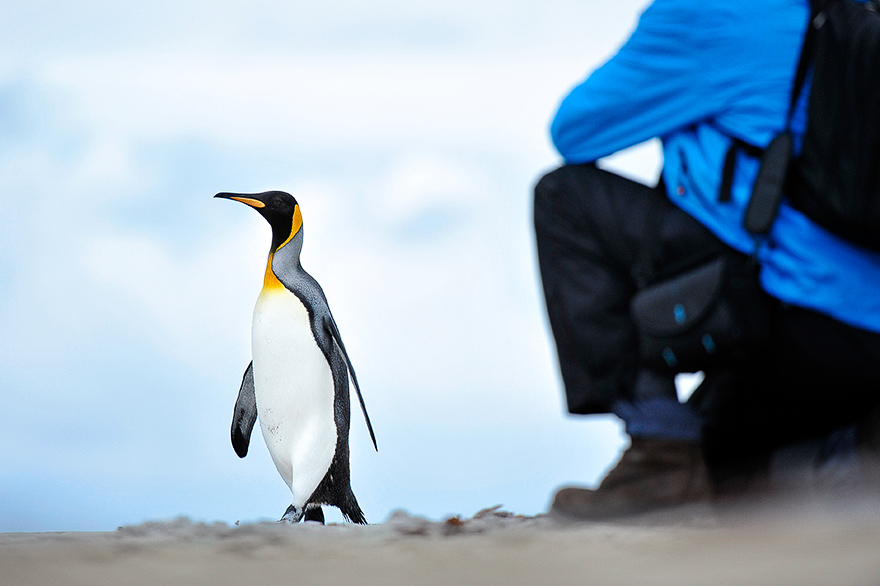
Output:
top-left (533, 163), bottom-right (724, 414)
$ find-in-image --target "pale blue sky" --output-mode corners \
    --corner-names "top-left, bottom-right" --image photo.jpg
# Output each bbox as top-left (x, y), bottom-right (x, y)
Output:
top-left (0, 0), bottom-right (668, 531)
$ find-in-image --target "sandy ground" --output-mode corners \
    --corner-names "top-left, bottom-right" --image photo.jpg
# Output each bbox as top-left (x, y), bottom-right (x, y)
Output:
top-left (3, 499), bottom-right (880, 586)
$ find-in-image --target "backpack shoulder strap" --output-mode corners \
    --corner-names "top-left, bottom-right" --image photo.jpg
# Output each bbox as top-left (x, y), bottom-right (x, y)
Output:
top-left (788, 1), bottom-right (824, 124)
top-left (719, 139), bottom-right (763, 202)
top-left (718, 1), bottom-right (819, 224)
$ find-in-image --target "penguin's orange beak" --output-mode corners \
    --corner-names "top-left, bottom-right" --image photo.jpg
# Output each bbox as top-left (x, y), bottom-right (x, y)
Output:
top-left (215, 193), bottom-right (266, 208)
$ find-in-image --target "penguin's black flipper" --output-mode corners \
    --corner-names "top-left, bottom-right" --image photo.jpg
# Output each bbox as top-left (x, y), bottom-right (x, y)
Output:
top-left (231, 361), bottom-right (258, 458)
top-left (323, 314), bottom-right (377, 451)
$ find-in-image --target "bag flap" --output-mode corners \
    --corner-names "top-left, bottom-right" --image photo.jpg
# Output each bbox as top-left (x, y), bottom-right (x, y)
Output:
top-left (631, 258), bottom-right (725, 337)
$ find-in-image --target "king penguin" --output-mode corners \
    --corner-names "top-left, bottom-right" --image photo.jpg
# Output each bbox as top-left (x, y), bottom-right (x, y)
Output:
top-left (216, 190), bottom-right (377, 524)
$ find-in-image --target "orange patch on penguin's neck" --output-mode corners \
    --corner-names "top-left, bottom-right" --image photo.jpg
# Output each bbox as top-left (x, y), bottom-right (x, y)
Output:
top-left (262, 254), bottom-right (285, 292)
top-left (262, 206), bottom-right (302, 293)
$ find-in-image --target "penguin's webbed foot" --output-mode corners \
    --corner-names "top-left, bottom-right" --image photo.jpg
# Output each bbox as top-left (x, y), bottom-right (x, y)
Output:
top-left (280, 505), bottom-right (303, 523)
top-left (280, 504), bottom-right (325, 524)
top-left (280, 504), bottom-right (326, 524)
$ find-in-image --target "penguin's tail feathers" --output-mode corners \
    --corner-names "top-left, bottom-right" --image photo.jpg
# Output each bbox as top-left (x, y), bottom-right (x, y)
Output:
top-left (342, 503), bottom-right (367, 525)
top-left (340, 490), bottom-right (367, 525)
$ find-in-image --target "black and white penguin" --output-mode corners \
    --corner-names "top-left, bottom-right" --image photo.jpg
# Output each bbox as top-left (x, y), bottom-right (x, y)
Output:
top-left (216, 190), bottom-right (376, 524)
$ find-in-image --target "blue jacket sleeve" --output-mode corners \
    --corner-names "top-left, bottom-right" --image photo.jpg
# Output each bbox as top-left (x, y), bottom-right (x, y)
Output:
top-left (551, 0), bottom-right (734, 163)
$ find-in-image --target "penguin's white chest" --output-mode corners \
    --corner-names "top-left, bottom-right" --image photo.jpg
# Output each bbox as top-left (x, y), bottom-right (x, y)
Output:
top-left (251, 287), bottom-right (337, 507)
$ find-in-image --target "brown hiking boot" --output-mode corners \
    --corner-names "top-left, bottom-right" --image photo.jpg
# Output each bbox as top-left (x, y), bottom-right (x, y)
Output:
top-left (550, 437), bottom-right (711, 521)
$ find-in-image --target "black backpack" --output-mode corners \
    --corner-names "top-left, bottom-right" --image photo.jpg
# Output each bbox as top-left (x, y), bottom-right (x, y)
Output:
top-left (725, 0), bottom-right (880, 251)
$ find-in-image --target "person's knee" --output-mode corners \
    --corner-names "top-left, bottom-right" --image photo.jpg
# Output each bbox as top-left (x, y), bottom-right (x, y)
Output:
top-left (534, 163), bottom-right (600, 236)
top-left (533, 167), bottom-right (562, 221)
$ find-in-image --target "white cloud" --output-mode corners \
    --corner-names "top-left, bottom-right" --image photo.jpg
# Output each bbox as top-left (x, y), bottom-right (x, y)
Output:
top-left (78, 223), bottom-right (264, 369)
top-left (374, 153), bottom-right (485, 230)
top-left (36, 53), bottom-right (578, 155)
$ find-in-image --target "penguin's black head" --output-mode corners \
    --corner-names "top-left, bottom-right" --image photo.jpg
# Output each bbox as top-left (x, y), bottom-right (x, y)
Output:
top-left (215, 190), bottom-right (302, 252)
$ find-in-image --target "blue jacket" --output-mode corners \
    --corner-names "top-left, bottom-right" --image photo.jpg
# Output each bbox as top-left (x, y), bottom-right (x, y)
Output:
top-left (551, 0), bottom-right (880, 333)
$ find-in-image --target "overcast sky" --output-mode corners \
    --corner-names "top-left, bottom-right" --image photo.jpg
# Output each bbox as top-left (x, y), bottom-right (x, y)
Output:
top-left (0, 0), bottom-right (673, 531)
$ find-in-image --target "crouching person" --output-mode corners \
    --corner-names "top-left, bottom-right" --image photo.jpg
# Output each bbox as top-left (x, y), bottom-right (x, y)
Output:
top-left (535, 0), bottom-right (880, 521)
